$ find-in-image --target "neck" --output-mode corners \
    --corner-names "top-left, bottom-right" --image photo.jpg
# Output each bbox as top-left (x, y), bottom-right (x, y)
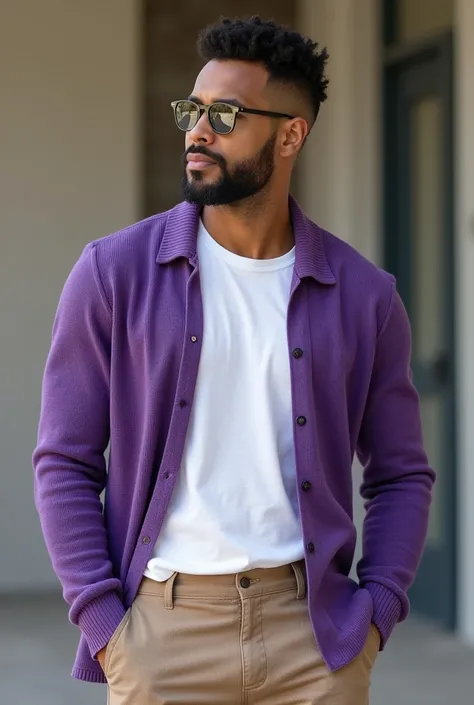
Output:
top-left (201, 189), bottom-right (294, 260)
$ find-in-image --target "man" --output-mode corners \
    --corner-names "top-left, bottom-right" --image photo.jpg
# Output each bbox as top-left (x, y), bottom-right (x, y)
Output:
top-left (33, 15), bottom-right (434, 705)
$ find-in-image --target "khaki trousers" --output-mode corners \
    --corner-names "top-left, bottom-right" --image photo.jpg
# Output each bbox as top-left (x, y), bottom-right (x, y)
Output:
top-left (104, 561), bottom-right (379, 705)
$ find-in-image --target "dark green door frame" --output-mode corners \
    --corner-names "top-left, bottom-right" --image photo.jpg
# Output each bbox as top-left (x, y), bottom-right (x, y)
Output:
top-left (382, 14), bottom-right (456, 629)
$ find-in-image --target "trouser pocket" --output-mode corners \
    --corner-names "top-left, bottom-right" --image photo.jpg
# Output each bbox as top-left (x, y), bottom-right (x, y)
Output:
top-left (104, 607), bottom-right (132, 678)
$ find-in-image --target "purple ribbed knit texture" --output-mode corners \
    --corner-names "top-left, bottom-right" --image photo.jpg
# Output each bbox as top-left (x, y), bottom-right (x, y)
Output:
top-left (33, 198), bottom-right (434, 683)
top-left (77, 591), bottom-right (127, 661)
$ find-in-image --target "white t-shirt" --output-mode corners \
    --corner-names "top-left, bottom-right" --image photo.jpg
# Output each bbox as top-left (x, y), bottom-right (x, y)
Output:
top-left (144, 220), bottom-right (304, 581)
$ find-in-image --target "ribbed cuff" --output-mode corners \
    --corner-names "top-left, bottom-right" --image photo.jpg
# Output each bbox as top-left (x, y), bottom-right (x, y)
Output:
top-left (365, 581), bottom-right (402, 650)
top-left (71, 667), bottom-right (107, 684)
top-left (77, 591), bottom-right (127, 660)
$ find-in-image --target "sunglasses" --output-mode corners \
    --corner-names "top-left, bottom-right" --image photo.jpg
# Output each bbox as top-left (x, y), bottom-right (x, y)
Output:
top-left (171, 99), bottom-right (295, 136)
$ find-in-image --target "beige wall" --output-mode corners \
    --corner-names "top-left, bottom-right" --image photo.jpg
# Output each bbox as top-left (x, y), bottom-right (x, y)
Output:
top-left (0, 0), bottom-right (140, 590)
top-left (455, 0), bottom-right (474, 645)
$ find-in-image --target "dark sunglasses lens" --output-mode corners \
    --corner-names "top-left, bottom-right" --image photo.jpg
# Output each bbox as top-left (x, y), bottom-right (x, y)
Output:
top-left (209, 103), bottom-right (235, 134)
top-left (174, 101), bottom-right (199, 131)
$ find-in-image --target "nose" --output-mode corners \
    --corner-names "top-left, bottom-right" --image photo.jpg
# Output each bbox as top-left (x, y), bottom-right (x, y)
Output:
top-left (187, 109), bottom-right (216, 146)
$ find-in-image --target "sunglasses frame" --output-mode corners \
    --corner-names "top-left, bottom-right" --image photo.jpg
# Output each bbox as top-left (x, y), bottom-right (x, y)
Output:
top-left (171, 100), bottom-right (295, 135)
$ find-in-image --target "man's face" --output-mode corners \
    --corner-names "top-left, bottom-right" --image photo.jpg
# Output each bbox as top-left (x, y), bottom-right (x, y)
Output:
top-left (180, 60), bottom-right (279, 206)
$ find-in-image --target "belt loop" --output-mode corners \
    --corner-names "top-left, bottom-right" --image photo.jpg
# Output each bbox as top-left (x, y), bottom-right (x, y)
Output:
top-left (164, 572), bottom-right (178, 610)
top-left (291, 561), bottom-right (307, 600)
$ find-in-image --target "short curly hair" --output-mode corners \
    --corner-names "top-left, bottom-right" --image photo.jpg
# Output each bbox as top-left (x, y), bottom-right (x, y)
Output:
top-left (197, 16), bottom-right (329, 123)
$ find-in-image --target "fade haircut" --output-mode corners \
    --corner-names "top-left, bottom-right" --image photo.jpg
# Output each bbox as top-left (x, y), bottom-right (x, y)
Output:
top-left (197, 15), bottom-right (329, 124)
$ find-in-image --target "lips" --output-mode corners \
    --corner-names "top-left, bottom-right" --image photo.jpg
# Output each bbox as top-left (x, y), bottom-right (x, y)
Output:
top-left (187, 154), bottom-right (215, 164)
top-left (186, 153), bottom-right (219, 170)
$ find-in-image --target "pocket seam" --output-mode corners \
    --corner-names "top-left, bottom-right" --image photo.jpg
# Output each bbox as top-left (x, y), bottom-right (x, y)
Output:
top-left (104, 607), bottom-right (132, 675)
top-left (370, 622), bottom-right (381, 653)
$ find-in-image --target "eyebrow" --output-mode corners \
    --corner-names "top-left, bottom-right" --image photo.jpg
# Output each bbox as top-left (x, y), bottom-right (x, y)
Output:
top-left (187, 95), bottom-right (247, 109)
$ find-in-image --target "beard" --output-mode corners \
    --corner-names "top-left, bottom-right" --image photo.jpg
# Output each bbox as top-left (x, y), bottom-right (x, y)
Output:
top-left (181, 132), bottom-right (277, 206)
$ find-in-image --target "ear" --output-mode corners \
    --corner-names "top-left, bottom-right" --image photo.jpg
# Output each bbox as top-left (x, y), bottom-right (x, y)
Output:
top-left (279, 118), bottom-right (309, 158)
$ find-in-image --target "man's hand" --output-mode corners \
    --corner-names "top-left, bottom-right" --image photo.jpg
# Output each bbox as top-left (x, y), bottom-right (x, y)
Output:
top-left (97, 645), bottom-right (107, 672)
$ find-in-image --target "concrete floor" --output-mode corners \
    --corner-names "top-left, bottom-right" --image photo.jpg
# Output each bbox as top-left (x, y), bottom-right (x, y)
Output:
top-left (1, 595), bottom-right (472, 704)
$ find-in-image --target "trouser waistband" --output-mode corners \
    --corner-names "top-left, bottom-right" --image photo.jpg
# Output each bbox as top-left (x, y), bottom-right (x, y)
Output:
top-left (138, 560), bottom-right (307, 610)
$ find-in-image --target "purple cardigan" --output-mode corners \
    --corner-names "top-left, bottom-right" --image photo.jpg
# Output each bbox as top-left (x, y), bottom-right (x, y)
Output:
top-left (33, 198), bottom-right (434, 683)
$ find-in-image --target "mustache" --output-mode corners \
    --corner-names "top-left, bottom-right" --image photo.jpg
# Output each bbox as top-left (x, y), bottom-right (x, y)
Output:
top-left (183, 146), bottom-right (226, 169)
